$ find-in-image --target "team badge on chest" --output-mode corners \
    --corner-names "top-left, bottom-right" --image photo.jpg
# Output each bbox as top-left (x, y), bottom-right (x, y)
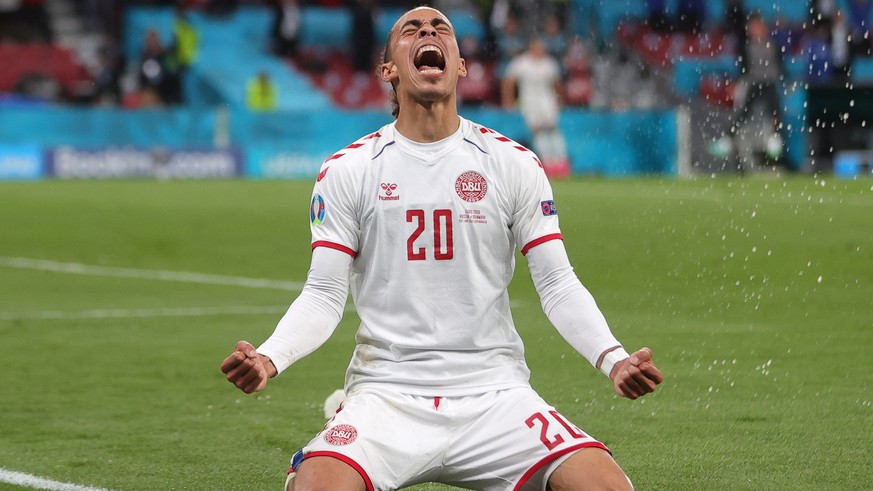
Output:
top-left (455, 171), bottom-right (488, 202)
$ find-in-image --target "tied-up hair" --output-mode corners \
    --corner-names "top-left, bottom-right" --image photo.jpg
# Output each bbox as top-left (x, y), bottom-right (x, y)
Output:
top-left (380, 29), bottom-right (400, 119)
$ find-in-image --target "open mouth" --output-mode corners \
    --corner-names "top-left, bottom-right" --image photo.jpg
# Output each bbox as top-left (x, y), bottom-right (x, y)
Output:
top-left (414, 45), bottom-right (446, 75)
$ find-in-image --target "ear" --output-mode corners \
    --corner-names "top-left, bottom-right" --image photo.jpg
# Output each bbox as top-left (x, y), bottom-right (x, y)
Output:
top-left (380, 62), bottom-right (399, 84)
top-left (457, 57), bottom-right (467, 78)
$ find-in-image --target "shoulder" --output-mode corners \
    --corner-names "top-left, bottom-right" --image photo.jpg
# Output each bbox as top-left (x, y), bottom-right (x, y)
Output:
top-left (315, 124), bottom-right (395, 181)
top-left (506, 55), bottom-right (528, 73)
top-left (464, 119), bottom-right (544, 172)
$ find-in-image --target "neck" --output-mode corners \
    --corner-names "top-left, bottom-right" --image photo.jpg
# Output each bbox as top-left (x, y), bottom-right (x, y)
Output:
top-left (394, 95), bottom-right (461, 143)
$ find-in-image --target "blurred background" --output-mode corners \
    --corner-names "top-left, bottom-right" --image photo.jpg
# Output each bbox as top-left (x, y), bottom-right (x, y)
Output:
top-left (1, 0), bottom-right (872, 181)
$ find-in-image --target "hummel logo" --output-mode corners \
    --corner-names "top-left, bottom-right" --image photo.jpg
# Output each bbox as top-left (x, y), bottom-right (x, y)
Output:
top-left (379, 183), bottom-right (400, 201)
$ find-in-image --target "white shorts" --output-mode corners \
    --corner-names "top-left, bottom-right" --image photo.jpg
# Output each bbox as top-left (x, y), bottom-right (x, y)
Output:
top-left (289, 386), bottom-right (609, 491)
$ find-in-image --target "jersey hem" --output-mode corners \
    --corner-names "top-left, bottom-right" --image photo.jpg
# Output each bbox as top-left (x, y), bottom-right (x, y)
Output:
top-left (312, 240), bottom-right (357, 257)
top-left (520, 233), bottom-right (563, 256)
top-left (512, 441), bottom-right (611, 491)
top-left (347, 379), bottom-right (531, 398)
top-left (300, 450), bottom-right (375, 491)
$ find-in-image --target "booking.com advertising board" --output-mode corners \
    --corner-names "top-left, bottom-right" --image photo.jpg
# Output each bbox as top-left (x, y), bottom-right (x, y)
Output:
top-left (47, 147), bottom-right (243, 179)
top-left (0, 107), bottom-right (677, 181)
top-left (0, 143), bottom-right (321, 181)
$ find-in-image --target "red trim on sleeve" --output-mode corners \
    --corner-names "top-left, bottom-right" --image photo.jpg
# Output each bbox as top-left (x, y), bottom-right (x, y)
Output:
top-left (312, 241), bottom-right (357, 258)
top-left (513, 442), bottom-right (610, 491)
top-left (302, 451), bottom-right (375, 491)
top-left (520, 233), bottom-right (563, 256)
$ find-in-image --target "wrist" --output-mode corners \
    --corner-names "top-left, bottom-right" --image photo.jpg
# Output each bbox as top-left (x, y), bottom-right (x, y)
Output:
top-left (597, 346), bottom-right (630, 378)
top-left (259, 354), bottom-right (278, 378)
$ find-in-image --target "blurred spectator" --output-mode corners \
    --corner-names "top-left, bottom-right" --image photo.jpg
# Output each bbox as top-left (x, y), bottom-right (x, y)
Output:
top-left (813, 0), bottom-right (838, 18)
top-left (541, 15), bottom-right (567, 61)
top-left (167, 5), bottom-right (199, 104)
top-left (725, 0), bottom-right (746, 56)
top-left (457, 34), bottom-right (495, 105)
top-left (773, 14), bottom-right (806, 55)
top-left (502, 38), bottom-right (569, 178)
top-left (246, 70), bottom-right (278, 111)
top-left (489, 0), bottom-right (511, 33)
top-left (715, 13), bottom-right (785, 171)
top-left (495, 13), bottom-right (527, 70)
top-left (271, 0), bottom-right (301, 58)
top-left (831, 10), bottom-right (851, 79)
top-left (591, 47), bottom-right (642, 110)
top-left (736, 13), bottom-right (784, 128)
top-left (562, 36), bottom-right (594, 106)
top-left (138, 28), bottom-right (172, 106)
top-left (802, 18), bottom-right (836, 85)
top-left (350, 0), bottom-right (377, 74)
top-left (92, 35), bottom-right (125, 105)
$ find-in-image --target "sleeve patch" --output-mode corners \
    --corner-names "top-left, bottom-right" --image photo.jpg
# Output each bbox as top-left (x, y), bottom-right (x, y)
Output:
top-left (540, 200), bottom-right (558, 216)
top-left (310, 194), bottom-right (326, 225)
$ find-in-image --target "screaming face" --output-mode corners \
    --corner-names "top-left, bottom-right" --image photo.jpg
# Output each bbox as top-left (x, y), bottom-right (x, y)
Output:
top-left (381, 7), bottom-right (466, 107)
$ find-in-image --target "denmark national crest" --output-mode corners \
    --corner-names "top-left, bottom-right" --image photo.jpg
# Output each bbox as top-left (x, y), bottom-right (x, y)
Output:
top-left (324, 424), bottom-right (358, 446)
top-left (455, 171), bottom-right (488, 202)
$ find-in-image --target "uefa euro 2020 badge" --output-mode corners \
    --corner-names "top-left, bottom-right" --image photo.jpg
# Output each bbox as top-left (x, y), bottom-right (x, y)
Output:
top-left (311, 194), bottom-right (326, 225)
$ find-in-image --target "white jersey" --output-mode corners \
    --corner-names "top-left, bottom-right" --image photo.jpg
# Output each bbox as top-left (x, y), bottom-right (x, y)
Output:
top-left (310, 117), bottom-right (561, 396)
top-left (505, 53), bottom-right (562, 128)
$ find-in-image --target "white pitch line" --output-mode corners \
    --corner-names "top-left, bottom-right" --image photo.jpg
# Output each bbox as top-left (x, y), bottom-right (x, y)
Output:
top-left (0, 305), bottom-right (288, 321)
top-left (0, 468), bottom-right (111, 491)
top-left (0, 304), bottom-right (358, 322)
top-left (0, 257), bottom-right (303, 291)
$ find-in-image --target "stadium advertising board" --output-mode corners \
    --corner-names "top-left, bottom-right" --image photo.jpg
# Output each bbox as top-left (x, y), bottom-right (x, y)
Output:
top-left (246, 147), bottom-right (324, 179)
top-left (0, 144), bottom-right (44, 180)
top-left (46, 147), bottom-right (243, 179)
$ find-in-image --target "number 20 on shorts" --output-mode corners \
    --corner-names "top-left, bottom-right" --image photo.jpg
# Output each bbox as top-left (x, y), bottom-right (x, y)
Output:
top-left (526, 410), bottom-right (589, 451)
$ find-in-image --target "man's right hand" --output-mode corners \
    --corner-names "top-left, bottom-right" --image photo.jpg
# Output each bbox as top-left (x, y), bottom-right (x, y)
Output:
top-left (220, 340), bottom-right (276, 394)
top-left (609, 347), bottom-right (663, 400)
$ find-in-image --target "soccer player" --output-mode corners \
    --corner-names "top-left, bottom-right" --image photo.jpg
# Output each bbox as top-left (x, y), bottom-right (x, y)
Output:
top-left (501, 37), bottom-right (571, 178)
top-left (220, 7), bottom-right (663, 490)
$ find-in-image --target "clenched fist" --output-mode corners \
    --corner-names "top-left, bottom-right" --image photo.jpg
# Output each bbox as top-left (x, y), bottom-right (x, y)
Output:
top-left (609, 347), bottom-right (663, 400)
top-left (220, 341), bottom-right (277, 394)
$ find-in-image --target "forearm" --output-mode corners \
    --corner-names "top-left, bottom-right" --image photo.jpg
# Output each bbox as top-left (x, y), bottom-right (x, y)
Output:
top-left (257, 247), bottom-right (352, 374)
top-left (526, 240), bottom-right (629, 377)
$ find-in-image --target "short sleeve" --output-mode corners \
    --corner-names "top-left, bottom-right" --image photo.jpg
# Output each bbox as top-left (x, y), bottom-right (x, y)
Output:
top-left (509, 158), bottom-right (562, 255)
top-left (309, 162), bottom-right (360, 257)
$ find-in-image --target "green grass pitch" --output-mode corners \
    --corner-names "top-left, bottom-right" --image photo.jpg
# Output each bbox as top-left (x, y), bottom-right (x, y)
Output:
top-left (0, 177), bottom-right (870, 490)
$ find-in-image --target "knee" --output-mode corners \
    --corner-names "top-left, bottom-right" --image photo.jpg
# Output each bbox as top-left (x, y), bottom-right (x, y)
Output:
top-left (286, 475), bottom-right (331, 491)
top-left (549, 471), bottom-right (632, 491)
top-left (595, 471), bottom-right (634, 491)
top-left (286, 457), bottom-right (367, 491)
top-left (547, 448), bottom-right (633, 491)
